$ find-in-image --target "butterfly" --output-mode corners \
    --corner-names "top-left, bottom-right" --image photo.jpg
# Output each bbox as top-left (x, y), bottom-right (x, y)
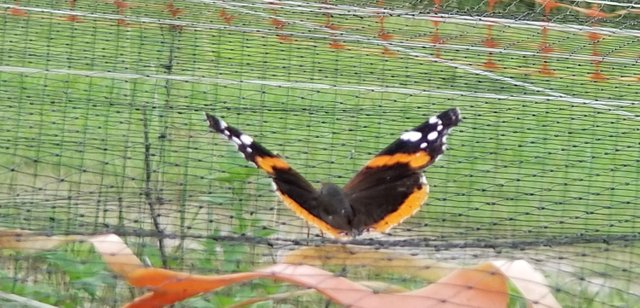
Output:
top-left (205, 108), bottom-right (461, 238)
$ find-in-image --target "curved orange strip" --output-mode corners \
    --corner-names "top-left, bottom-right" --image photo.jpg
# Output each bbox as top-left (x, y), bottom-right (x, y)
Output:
top-left (90, 234), bottom-right (144, 276)
top-left (276, 191), bottom-right (343, 238)
top-left (366, 152), bottom-right (431, 169)
top-left (372, 184), bottom-right (428, 233)
top-left (3, 232), bottom-right (515, 307)
top-left (122, 261), bottom-right (512, 308)
top-left (125, 264), bottom-right (373, 307)
top-left (258, 263), bottom-right (510, 307)
top-left (255, 156), bottom-right (290, 174)
top-left (408, 262), bottom-right (509, 308)
top-left (125, 268), bottom-right (259, 308)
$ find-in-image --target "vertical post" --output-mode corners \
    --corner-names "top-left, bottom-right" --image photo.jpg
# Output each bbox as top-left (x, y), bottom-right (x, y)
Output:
top-left (113, 0), bottom-right (129, 26)
top-left (483, 0), bottom-right (499, 70)
top-left (376, 1), bottom-right (396, 56)
top-left (218, 9), bottom-right (234, 25)
top-left (323, 0), bottom-right (346, 49)
top-left (8, 1), bottom-right (28, 17)
top-left (585, 4), bottom-right (607, 81)
top-left (165, 0), bottom-right (183, 19)
top-left (65, 0), bottom-right (81, 22)
top-left (539, 0), bottom-right (558, 76)
top-left (268, 1), bottom-right (293, 43)
top-left (431, 0), bottom-right (443, 59)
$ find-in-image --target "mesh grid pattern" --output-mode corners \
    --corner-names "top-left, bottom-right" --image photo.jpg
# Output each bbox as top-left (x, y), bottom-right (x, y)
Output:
top-left (0, 0), bottom-right (639, 306)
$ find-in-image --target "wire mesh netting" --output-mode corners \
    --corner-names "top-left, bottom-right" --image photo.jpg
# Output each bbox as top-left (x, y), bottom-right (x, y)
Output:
top-left (0, 0), bottom-right (639, 306)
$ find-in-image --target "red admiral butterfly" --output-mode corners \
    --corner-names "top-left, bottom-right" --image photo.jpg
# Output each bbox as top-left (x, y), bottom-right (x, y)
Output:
top-left (205, 108), bottom-right (461, 238)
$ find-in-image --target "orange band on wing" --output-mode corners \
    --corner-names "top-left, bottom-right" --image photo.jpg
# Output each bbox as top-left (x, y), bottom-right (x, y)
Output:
top-left (371, 184), bottom-right (429, 233)
top-left (366, 152), bottom-right (431, 169)
top-left (255, 156), bottom-right (291, 174)
top-left (275, 191), bottom-right (343, 238)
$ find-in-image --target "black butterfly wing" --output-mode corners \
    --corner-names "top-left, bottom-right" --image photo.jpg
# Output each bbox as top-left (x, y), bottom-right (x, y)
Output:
top-left (205, 113), bottom-right (344, 237)
top-left (343, 108), bottom-right (461, 233)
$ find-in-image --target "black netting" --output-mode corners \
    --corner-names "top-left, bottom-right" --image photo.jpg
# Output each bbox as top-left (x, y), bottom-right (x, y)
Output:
top-left (0, 0), bottom-right (638, 306)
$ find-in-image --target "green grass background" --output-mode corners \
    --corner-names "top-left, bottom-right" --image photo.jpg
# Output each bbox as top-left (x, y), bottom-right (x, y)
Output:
top-left (0, 0), bottom-right (638, 306)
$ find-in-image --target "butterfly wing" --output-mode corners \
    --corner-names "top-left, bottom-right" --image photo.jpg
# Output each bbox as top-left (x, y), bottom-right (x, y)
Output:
top-left (343, 108), bottom-right (461, 234)
top-left (205, 113), bottom-right (344, 237)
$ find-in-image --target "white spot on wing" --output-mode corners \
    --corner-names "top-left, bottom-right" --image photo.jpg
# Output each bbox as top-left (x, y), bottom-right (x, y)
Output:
top-left (270, 181), bottom-right (278, 191)
top-left (246, 147), bottom-right (253, 154)
top-left (218, 119), bottom-right (228, 130)
top-left (437, 124), bottom-right (443, 131)
top-left (427, 131), bottom-right (438, 141)
top-left (420, 142), bottom-right (428, 149)
top-left (231, 136), bottom-right (242, 145)
top-left (420, 174), bottom-right (427, 185)
top-left (428, 116), bottom-right (438, 124)
top-left (223, 130), bottom-right (231, 137)
top-left (240, 134), bottom-right (253, 145)
top-left (442, 136), bottom-right (448, 143)
top-left (400, 131), bottom-right (422, 142)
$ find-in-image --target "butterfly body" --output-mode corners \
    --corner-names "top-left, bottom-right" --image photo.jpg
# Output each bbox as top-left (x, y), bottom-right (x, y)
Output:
top-left (206, 108), bottom-right (461, 238)
top-left (316, 183), bottom-right (354, 233)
